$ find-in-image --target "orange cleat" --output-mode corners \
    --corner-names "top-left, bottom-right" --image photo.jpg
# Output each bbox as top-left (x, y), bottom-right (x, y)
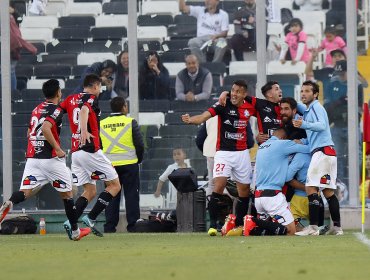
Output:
top-left (72, 227), bottom-right (91, 241)
top-left (243, 215), bottom-right (256, 236)
top-left (221, 214), bottom-right (236, 236)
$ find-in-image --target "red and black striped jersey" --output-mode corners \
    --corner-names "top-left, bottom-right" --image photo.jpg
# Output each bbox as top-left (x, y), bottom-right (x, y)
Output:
top-left (208, 99), bottom-right (256, 151)
top-left (26, 101), bottom-right (61, 159)
top-left (245, 96), bottom-right (282, 138)
top-left (46, 93), bottom-right (101, 153)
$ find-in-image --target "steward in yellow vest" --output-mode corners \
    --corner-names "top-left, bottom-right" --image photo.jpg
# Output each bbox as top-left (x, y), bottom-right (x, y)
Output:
top-left (100, 97), bottom-right (144, 232)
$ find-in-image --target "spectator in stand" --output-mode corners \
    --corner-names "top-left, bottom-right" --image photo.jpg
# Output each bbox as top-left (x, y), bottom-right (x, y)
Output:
top-left (316, 27), bottom-right (347, 67)
top-left (279, 18), bottom-right (310, 64)
top-left (179, 0), bottom-right (229, 63)
top-left (9, 2), bottom-right (23, 26)
top-left (139, 51), bottom-right (170, 100)
top-left (175, 54), bottom-right (212, 102)
top-left (154, 148), bottom-right (189, 209)
top-left (28, 0), bottom-right (48, 16)
top-left (293, 0), bottom-right (325, 11)
top-left (75, 60), bottom-right (117, 100)
top-left (114, 51), bottom-right (129, 99)
top-left (229, 0), bottom-right (256, 61)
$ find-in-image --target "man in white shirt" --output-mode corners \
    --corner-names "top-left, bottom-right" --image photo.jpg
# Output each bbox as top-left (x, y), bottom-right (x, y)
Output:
top-left (179, 0), bottom-right (229, 63)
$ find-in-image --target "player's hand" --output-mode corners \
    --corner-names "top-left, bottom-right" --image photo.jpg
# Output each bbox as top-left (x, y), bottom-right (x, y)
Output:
top-left (154, 191), bottom-right (161, 198)
top-left (181, 114), bottom-right (191, 124)
top-left (256, 133), bottom-right (269, 144)
top-left (80, 131), bottom-right (95, 146)
top-left (218, 91), bottom-right (228, 106)
top-left (55, 147), bottom-right (66, 158)
top-left (294, 139), bottom-right (303, 144)
top-left (292, 119), bottom-right (303, 128)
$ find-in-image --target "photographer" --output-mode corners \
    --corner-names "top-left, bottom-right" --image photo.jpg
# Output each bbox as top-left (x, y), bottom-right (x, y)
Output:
top-left (75, 60), bottom-right (117, 100)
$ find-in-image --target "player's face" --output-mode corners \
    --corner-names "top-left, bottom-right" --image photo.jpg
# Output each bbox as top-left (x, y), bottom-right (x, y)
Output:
top-left (93, 82), bottom-right (102, 96)
top-left (300, 85), bottom-right (317, 105)
top-left (280, 103), bottom-right (296, 124)
top-left (173, 149), bottom-right (186, 164)
top-left (230, 84), bottom-right (247, 106)
top-left (268, 84), bottom-right (282, 103)
top-left (186, 56), bottom-right (199, 74)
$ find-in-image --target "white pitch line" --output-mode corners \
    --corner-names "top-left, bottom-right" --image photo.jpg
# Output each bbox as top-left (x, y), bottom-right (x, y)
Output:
top-left (354, 232), bottom-right (370, 250)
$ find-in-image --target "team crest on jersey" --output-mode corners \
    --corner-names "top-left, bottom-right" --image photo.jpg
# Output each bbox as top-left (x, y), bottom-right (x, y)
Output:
top-left (23, 176), bottom-right (37, 185)
top-left (53, 179), bottom-right (67, 189)
top-left (91, 171), bottom-right (107, 180)
top-left (320, 174), bottom-right (331, 185)
top-left (52, 108), bottom-right (61, 119)
top-left (88, 98), bottom-right (94, 105)
top-left (244, 110), bottom-right (250, 118)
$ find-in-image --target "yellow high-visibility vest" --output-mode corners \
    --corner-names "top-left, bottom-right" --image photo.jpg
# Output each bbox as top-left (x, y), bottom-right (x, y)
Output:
top-left (100, 114), bottom-right (138, 166)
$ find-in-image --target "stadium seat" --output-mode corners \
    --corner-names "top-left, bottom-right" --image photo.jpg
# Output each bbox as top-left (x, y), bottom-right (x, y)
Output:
top-left (229, 61), bottom-right (258, 75)
top-left (20, 42), bottom-right (45, 54)
top-left (77, 53), bottom-right (117, 66)
top-left (138, 193), bottom-right (165, 206)
top-left (142, 159), bottom-right (173, 171)
top-left (140, 170), bottom-right (162, 181)
top-left (45, 1), bottom-right (67, 16)
top-left (18, 54), bottom-right (38, 64)
top-left (138, 40), bottom-right (161, 52)
top-left (159, 125), bottom-right (198, 137)
top-left (20, 16), bottom-right (59, 29)
top-left (167, 24), bottom-right (197, 39)
top-left (190, 158), bottom-right (208, 177)
top-left (84, 40), bottom-right (123, 53)
top-left (267, 61), bottom-right (306, 85)
top-left (139, 100), bottom-right (170, 112)
top-left (102, 2), bottom-right (128, 14)
top-left (95, 14), bottom-right (128, 27)
top-left (33, 64), bottom-right (71, 79)
top-left (39, 53), bottom-right (77, 65)
top-left (138, 15), bottom-right (174, 27)
top-left (12, 113), bottom-right (32, 127)
top-left (58, 16), bottom-right (95, 27)
top-left (161, 39), bottom-right (189, 51)
top-left (91, 27), bottom-right (127, 40)
top-left (278, 0), bottom-right (293, 9)
top-left (27, 79), bottom-right (65, 90)
top-left (21, 89), bottom-right (44, 101)
top-left (12, 100), bottom-right (39, 114)
top-left (65, 78), bottom-right (81, 89)
top-left (53, 27), bottom-right (91, 41)
top-left (141, 1), bottom-right (179, 16)
top-left (68, 2), bottom-right (102, 16)
top-left (174, 14), bottom-right (197, 25)
top-left (20, 28), bottom-right (53, 44)
top-left (165, 111), bottom-right (200, 125)
top-left (161, 50), bottom-right (190, 63)
top-left (46, 41), bottom-right (84, 54)
top-left (71, 65), bottom-right (87, 78)
top-left (170, 100), bottom-right (214, 112)
top-left (16, 64), bottom-right (34, 79)
top-left (219, 1), bottom-right (245, 13)
top-left (200, 62), bottom-right (227, 76)
top-left (163, 62), bottom-right (186, 76)
top-left (137, 26), bottom-right (168, 42)
top-left (138, 112), bottom-right (165, 127)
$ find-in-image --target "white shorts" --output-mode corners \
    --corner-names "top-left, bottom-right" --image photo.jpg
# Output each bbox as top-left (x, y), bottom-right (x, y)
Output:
top-left (20, 157), bottom-right (72, 192)
top-left (71, 149), bottom-right (118, 186)
top-left (306, 151), bottom-right (337, 189)
top-left (213, 149), bottom-right (252, 184)
top-left (255, 192), bottom-right (294, 226)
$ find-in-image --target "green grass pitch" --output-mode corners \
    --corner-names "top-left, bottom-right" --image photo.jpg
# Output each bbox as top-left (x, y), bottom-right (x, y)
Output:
top-left (1, 232), bottom-right (370, 280)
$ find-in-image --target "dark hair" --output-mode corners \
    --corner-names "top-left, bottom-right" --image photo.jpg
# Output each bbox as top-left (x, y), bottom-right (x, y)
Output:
top-left (233, 80), bottom-right (248, 92)
top-left (289, 18), bottom-right (303, 29)
top-left (42, 79), bottom-right (60, 99)
top-left (110, 96), bottom-right (126, 113)
top-left (145, 51), bottom-right (164, 68)
top-left (102, 59), bottom-right (117, 72)
top-left (280, 97), bottom-right (297, 110)
top-left (261, 81), bottom-right (279, 96)
top-left (173, 147), bottom-right (186, 155)
top-left (302, 80), bottom-right (320, 95)
top-left (83, 74), bottom-right (101, 88)
top-left (324, 26), bottom-right (337, 35)
top-left (273, 127), bottom-right (288, 138)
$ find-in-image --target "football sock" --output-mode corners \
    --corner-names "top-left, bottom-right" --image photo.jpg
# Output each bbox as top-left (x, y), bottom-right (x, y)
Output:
top-left (235, 196), bottom-right (249, 226)
top-left (88, 191), bottom-right (113, 220)
top-left (318, 195), bottom-right (325, 226)
top-left (208, 192), bottom-right (224, 228)
top-left (326, 194), bottom-right (341, 227)
top-left (75, 196), bottom-right (88, 219)
top-left (252, 217), bottom-right (287, 235)
top-left (308, 193), bottom-right (320, 226)
top-left (63, 198), bottom-right (78, 231)
top-left (9, 191), bottom-right (26, 204)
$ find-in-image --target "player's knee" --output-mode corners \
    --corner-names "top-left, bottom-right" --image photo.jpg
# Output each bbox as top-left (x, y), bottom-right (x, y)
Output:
top-left (286, 222), bottom-right (296, 235)
top-left (322, 188), bottom-right (334, 198)
top-left (59, 191), bottom-right (73, 200)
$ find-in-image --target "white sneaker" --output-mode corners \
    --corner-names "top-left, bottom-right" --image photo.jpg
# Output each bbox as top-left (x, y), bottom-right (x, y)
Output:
top-left (295, 225), bottom-right (320, 236)
top-left (326, 226), bottom-right (344, 236)
top-left (0, 201), bottom-right (13, 223)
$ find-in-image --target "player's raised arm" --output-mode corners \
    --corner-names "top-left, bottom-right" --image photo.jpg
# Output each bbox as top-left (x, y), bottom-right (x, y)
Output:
top-left (182, 111), bottom-right (212, 125)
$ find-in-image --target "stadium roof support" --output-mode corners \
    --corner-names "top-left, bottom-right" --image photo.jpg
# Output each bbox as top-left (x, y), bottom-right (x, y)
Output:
top-left (255, 0), bottom-right (267, 98)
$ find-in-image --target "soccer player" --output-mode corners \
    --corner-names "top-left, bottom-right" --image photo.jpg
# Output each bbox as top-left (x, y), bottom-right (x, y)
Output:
top-left (182, 80), bottom-right (255, 234)
top-left (0, 79), bottom-right (90, 241)
top-left (43, 74), bottom-right (121, 237)
top-left (293, 80), bottom-right (343, 236)
top-left (249, 128), bottom-right (310, 236)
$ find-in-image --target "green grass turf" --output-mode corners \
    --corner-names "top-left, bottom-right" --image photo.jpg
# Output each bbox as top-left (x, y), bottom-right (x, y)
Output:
top-left (1, 232), bottom-right (370, 280)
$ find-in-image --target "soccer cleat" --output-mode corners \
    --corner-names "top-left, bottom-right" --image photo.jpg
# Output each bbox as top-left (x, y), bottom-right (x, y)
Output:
top-left (221, 214), bottom-right (236, 236)
top-left (243, 215), bottom-right (256, 236)
top-left (0, 201), bottom-right (13, 223)
top-left (226, 226), bottom-right (243, 236)
top-left (63, 220), bottom-right (72, 240)
top-left (71, 227), bottom-right (91, 241)
top-left (295, 225), bottom-right (320, 236)
top-left (318, 225), bottom-right (330, 235)
top-left (82, 215), bottom-right (103, 237)
top-left (326, 226), bottom-right (344, 236)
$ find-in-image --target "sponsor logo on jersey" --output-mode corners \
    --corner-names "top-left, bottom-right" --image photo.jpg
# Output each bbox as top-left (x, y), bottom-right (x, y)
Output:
top-left (234, 120), bottom-right (247, 128)
top-left (244, 110), bottom-right (250, 118)
top-left (23, 175), bottom-right (37, 185)
top-left (225, 132), bottom-right (244, 140)
top-left (228, 110), bottom-right (237, 116)
top-left (264, 116), bottom-right (272, 122)
top-left (91, 171), bottom-right (107, 180)
top-left (224, 119), bottom-right (232, 126)
top-left (263, 107), bottom-right (272, 113)
top-left (53, 179), bottom-right (67, 189)
top-left (88, 98), bottom-right (94, 105)
top-left (51, 109), bottom-right (61, 119)
top-left (320, 174), bottom-right (331, 185)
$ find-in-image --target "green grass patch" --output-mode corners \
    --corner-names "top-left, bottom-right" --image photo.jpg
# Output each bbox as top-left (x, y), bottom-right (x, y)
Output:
top-left (1, 231), bottom-right (370, 280)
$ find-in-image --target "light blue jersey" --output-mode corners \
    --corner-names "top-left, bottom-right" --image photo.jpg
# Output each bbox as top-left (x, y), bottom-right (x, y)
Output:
top-left (286, 153), bottom-right (311, 197)
top-left (297, 101), bottom-right (334, 152)
top-left (256, 136), bottom-right (310, 191)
